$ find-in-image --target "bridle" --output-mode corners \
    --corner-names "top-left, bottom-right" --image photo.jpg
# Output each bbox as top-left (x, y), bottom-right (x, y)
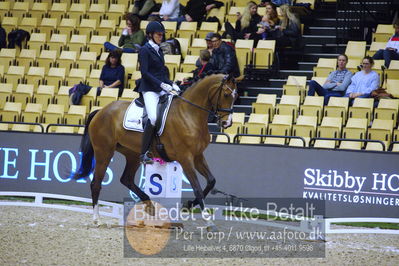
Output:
top-left (173, 75), bottom-right (236, 123)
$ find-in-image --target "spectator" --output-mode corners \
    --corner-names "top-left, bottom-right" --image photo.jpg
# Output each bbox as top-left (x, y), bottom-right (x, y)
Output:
top-left (256, 2), bottom-right (280, 40)
top-left (132, 0), bottom-right (157, 20)
top-left (99, 50), bottom-right (125, 97)
top-left (275, 4), bottom-right (301, 49)
top-left (151, 0), bottom-right (180, 21)
top-left (193, 49), bottom-right (215, 78)
top-left (104, 13), bottom-right (145, 53)
top-left (183, 0), bottom-right (224, 22)
top-left (307, 54), bottom-right (353, 105)
top-left (372, 20), bottom-right (399, 68)
top-left (210, 33), bottom-right (240, 77)
top-left (345, 56), bottom-right (380, 100)
top-left (225, 1), bottom-right (262, 42)
top-left (260, 0), bottom-right (292, 6)
top-left (196, 32), bottom-right (215, 68)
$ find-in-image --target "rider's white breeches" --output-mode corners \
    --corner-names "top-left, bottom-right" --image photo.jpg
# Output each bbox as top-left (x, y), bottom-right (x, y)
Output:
top-left (143, 90), bottom-right (167, 125)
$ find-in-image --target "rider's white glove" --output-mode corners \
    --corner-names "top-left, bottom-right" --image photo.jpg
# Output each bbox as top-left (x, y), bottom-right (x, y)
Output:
top-left (160, 82), bottom-right (173, 93)
top-left (172, 83), bottom-right (181, 92)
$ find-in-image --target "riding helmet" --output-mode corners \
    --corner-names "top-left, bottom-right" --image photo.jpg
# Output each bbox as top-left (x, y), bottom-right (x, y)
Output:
top-left (145, 21), bottom-right (165, 35)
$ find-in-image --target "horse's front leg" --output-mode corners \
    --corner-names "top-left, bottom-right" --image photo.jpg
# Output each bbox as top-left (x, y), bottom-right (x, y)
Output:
top-left (188, 154), bottom-right (216, 208)
top-left (179, 158), bottom-right (218, 232)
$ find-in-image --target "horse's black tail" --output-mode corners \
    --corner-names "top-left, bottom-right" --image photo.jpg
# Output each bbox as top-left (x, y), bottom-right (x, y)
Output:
top-left (73, 109), bottom-right (100, 180)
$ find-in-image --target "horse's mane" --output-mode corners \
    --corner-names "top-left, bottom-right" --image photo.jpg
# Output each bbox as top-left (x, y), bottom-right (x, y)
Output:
top-left (180, 71), bottom-right (225, 95)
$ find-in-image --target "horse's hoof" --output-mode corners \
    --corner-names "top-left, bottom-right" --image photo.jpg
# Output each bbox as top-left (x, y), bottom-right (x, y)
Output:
top-left (207, 225), bottom-right (219, 232)
top-left (93, 219), bottom-right (100, 227)
top-left (144, 201), bottom-right (156, 216)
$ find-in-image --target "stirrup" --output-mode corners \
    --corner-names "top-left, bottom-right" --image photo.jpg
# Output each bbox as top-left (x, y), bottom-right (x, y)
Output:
top-left (140, 152), bottom-right (154, 165)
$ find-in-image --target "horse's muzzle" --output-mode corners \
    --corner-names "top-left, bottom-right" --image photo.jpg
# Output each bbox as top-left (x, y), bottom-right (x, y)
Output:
top-left (220, 118), bottom-right (232, 129)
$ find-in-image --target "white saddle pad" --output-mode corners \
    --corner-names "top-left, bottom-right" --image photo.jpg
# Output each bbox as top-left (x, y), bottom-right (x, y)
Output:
top-left (123, 95), bottom-right (174, 136)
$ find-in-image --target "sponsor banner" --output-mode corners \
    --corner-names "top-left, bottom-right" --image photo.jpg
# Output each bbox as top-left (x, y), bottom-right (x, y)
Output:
top-left (0, 131), bottom-right (398, 218)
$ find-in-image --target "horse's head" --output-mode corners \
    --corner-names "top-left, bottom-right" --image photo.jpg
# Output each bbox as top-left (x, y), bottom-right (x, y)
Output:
top-left (212, 74), bottom-right (238, 129)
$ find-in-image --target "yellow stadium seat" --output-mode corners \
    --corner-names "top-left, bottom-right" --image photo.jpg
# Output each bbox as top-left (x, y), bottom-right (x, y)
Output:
top-left (76, 51), bottom-right (97, 76)
top-left (226, 6), bottom-right (245, 23)
top-left (188, 38), bottom-right (207, 56)
top-left (69, 3), bottom-right (87, 21)
top-left (49, 2), bottom-right (67, 23)
top-left (58, 18), bottom-right (77, 40)
top-left (21, 103), bottom-right (43, 123)
top-left (300, 96), bottom-right (324, 124)
top-left (374, 98), bottom-right (399, 124)
top-left (345, 41), bottom-right (366, 61)
top-left (373, 24), bottom-right (394, 42)
top-left (64, 105), bottom-right (87, 125)
top-left (0, 48), bottom-right (17, 72)
top-left (1, 16), bottom-right (19, 34)
top-left (196, 22), bottom-right (218, 39)
top-left (37, 49), bottom-right (57, 73)
top-left (386, 60), bottom-right (399, 80)
top-left (58, 51), bottom-right (78, 75)
top-left (162, 21), bottom-right (178, 39)
top-left (122, 53), bottom-right (138, 74)
top-left (68, 35), bottom-right (88, 53)
top-left (180, 55), bottom-right (198, 73)
top-left (43, 104), bottom-right (64, 124)
top-left (16, 49), bottom-right (37, 69)
top-left (38, 18), bottom-right (58, 42)
top-left (165, 54), bottom-right (181, 80)
top-left (264, 114), bottom-right (292, 145)
top-left (253, 40), bottom-right (275, 68)
top-left (86, 69), bottom-right (102, 87)
top-left (65, 68), bottom-right (87, 86)
top-left (107, 4), bottom-right (126, 25)
top-left (386, 79), bottom-right (399, 98)
top-left (45, 36), bottom-right (66, 58)
top-left (11, 1), bottom-right (29, 18)
top-left (275, 95), bottom-right (300, 122)
top-left (26, 67), bottom-right (46, 89)
top-left (4, 66), bottom-right (25, 88)
top-left (96, 88), bottom-right (119, 107)
top-left (119, 89), bottom-right (140, 101)
top-left (243, 113), bottom-right (269, 143)
top-left (46, 67), bottom-right (66, 91)
top-left (176, 22), bottom-right (197, 43)
top-left (235, 39), bottom-right (254, 75)
top-left (97, 19), bottom-right (116, 38)
top-left (77, 19), bottom-right (97, 39)
top-left (31, 2), bottom-right (49, 19)
top-left (0, 1), bottom-right (10, 19)
top-left (323, 96), bottom-right (349, 125)
top-left (27, 33), bottom-right (47, 55)
top-left (12, 84), bottom-right (34, 109)
top-left (251, 94), bottom-right (276, 121)
top-left (367, 42), bottom-right (386, 57)
top-left (313, 58), bottom-right (336, 77)
top-left (128, 71), bottom-right (142, 89)
top-left (348, 98), bottom-right (374, 124)
top-left (174, 72), bottom-right (193, 82)
top-left (0, 83), bottom-right (13, 109)
top-left (222, 112), bottom-right (245, 136)
top-left (291, 115), bottom-right (318, 146)
top-left (87, 3), bottom-right (106, 23)
top-left (0, 102), bottom-right (22, 122)
top-left (317, 116), bottom-right (342, 139)
top-left (366, 119), bottom-right (394, 151)
top-left (33, 85), bottom-right (55, 109)
top-left (342, 117), bottom-right (368, 143)
top-left (80, 87), bottom-right (98, 113)
top-left (175, 37), bottom-right (189, 58)
top-left (88, 35), bottom-right (108, 56)
top-left (19, 17), bottom-right (38, 34)
top-left (346, 59), bottom-right (361, 74)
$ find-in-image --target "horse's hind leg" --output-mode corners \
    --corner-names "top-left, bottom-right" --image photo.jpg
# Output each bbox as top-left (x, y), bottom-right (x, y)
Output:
top-left (190, 154), bottom-right (216, 207)
top-left (117, 147), bottom-right (150, 202)
top-left (91, 150), bottom-right (114, 225)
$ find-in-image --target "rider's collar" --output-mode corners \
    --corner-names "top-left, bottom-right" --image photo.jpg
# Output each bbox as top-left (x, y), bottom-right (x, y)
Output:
top-left (149, 40), bottom-right (160, 55)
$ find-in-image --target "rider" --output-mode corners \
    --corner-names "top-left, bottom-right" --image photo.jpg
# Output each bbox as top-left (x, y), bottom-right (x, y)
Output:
top-left (138, 21), bottom-right (180, 164)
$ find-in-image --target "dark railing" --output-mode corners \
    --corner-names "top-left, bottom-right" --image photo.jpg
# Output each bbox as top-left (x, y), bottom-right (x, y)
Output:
top-left (388, 141), bottom-right (399, 151)
top-left (309, 137), bottom-right (386, 151)
top-left (233, 134), bottom-right (306, 147)
top-left (209, 132), bottom-right (231, 143)
top-left (0, 121), bottom-right (45, 133)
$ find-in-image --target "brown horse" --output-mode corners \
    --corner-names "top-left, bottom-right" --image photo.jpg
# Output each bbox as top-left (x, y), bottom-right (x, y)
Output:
top-left (74, 74), bottom-right (238, 228)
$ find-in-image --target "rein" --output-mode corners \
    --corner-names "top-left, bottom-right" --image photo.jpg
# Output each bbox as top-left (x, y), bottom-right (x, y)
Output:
top-left (174, 75), bottom-right (235, 120)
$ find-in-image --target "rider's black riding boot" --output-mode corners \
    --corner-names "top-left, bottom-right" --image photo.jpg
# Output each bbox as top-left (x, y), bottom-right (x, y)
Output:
top-left (140, 122), bottom-right (155, 164)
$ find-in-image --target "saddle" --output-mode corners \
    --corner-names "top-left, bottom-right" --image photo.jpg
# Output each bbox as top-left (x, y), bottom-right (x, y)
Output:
top-left (123, 93), bottom-right (175, 162)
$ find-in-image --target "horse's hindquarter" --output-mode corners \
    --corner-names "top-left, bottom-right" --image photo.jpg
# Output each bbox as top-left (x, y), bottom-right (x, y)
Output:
top-left (89, 101), bottom-right (142, 154)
